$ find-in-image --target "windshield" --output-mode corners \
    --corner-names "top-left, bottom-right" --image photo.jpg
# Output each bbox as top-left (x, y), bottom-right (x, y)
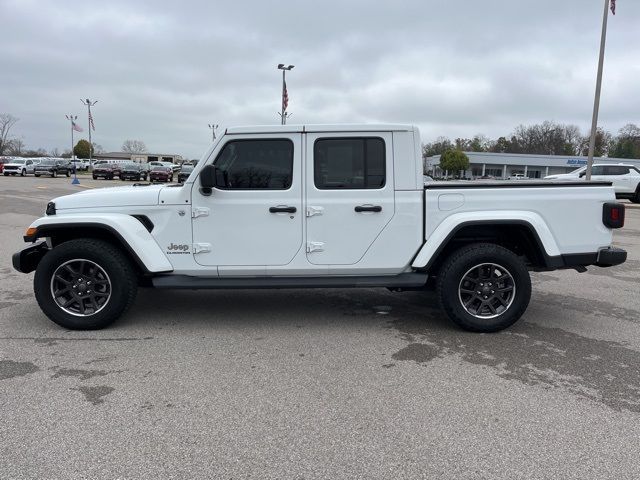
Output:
top-left (40, 159), bottom-right (54, 165)
top-left (568, 166), bottom-right (587, 174)
top-left (181, 165), bottom-right (194, 172)
top-left (152, 166), bottom-right (167, 171)
top-left (123, 163), bottom-right (138, 169)
top-left (12, 159), bottom-right (26, 165)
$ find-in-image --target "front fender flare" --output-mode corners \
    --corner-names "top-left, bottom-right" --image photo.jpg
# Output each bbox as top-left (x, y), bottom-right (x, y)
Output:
top-left (25, 214), bottom-right (173, 273)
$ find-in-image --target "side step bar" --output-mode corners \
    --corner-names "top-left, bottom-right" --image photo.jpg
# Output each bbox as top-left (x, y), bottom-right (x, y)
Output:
top-left (151, 273), bottom-right (428, 289)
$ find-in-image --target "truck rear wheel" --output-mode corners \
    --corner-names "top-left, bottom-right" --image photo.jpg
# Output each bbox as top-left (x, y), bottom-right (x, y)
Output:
top-left (34, 239), bottom-right (138, 330)
top-left (436, 243), bottom-right (531, 332)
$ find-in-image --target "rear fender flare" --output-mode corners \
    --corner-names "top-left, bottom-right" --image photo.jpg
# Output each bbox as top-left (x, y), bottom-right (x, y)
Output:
top-left (411, 211), bottom-right (561, 269)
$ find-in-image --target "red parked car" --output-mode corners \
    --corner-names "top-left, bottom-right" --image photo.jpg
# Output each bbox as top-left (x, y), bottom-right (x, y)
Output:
top-left (149, 165), bottom-right (173, 183)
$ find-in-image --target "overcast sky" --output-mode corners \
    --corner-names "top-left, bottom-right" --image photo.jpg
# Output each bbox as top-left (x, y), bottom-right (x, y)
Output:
top-left (1, 0), bottom-right (638, 158)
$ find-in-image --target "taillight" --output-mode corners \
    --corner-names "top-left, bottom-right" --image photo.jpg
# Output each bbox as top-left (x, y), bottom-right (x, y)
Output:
top-left (603, 202), bottom-right (625, 229)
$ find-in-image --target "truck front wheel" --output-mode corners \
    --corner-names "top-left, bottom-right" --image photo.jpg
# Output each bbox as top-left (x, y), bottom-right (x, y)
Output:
top-left (34, 239), bottom-right (138, 330)
top-left (436, 243), bottom-right (531, 332)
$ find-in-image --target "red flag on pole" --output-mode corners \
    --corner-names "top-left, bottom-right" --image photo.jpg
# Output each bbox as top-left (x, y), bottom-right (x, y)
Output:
top-left (611, 0), bottom-right (616, 15)
top-left (282, 81), bottom-right (289, 111)
top-left (88, 111), bottom-right (95, 131)
top-left (72, 121), bottom-right (83, 132)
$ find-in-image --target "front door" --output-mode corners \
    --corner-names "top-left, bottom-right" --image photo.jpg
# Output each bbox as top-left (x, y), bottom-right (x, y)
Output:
top-left (305, 132), bottom-right (395, 266)
top-left (192, 134), bottom-right (303, 269)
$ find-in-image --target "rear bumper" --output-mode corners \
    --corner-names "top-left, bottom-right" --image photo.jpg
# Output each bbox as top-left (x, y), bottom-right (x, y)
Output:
top-left (595, 247), bottom-right (627, 267)
top-left (543, 247), bottom-right (627, 270)
top-left (12, 241), bottom-right (49, 273)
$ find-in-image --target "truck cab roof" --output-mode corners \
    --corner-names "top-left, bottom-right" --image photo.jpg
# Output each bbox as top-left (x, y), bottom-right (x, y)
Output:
top-left (224, 124), bottom-right (417, 135)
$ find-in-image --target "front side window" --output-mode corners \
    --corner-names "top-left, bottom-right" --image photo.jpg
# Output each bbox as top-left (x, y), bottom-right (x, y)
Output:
top-left (213, 139), bottom-right (293, 190)
top-left (590, 166), bottom-right (605, 175)
top-left (314, 137), bottom-right (385, 189)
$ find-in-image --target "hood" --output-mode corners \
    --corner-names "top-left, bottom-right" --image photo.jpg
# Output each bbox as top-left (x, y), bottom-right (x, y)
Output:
top-left (53, 184), bottom-right (165, 210)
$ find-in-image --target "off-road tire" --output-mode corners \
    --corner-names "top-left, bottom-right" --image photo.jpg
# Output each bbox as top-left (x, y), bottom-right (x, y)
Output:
top-left (21, 169), bottom-right (26, 177)
top-left (51, 170), bottom-right (57, 178)
top-left (66, 171), bottom-right (70, 177)
top-left (34, 239), bottom-right (138, 330)
top-left (436, 243), bottom-right (531, 332)
top-left (92, 175), bottom-right (97, 180)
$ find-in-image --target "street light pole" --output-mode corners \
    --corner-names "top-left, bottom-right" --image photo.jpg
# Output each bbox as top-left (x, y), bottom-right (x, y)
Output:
top-left (80, 99), bottom-right (98, 169)
top-left (208, 123), bottom-right (218, 142)
top-left (277, 64), bottom-right (294, 125)
top-left (586, 0), bottom-right (612, 181)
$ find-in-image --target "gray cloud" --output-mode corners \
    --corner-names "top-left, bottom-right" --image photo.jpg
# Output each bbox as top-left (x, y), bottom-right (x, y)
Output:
top-left (1, 0), bottom-right (638, 158)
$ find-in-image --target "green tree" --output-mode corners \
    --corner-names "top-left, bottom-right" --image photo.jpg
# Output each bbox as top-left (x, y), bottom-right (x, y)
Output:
top-left (73, 139), bottom-right (93, 159)
top-left (439, 149), bottom-right (470, 177)
top-left (610, 124), bottom-right (640, 159)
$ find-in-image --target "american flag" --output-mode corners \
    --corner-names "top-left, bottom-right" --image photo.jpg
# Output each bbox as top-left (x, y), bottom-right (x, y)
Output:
top-left (72, 121), bottom-right (83, 132)
top-left (89, 111), bottom-right (95, 131)
top-left (282, 81), bottom-right (289, 111)
top-left (611, 0), bottom-right (616, 15)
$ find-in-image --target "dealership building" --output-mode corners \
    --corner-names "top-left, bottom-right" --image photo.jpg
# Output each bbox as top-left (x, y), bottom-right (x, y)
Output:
top-left (425, 152), bottom-right (640, 179)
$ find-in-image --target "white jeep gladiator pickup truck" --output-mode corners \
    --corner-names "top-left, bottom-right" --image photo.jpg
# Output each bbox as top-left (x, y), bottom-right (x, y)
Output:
top-left (12, 124), bottom-right (627, 332)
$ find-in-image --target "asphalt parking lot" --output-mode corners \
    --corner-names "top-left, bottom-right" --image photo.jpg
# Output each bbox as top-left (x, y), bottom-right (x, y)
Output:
top-left (1, 175), bottom-right (639, 479)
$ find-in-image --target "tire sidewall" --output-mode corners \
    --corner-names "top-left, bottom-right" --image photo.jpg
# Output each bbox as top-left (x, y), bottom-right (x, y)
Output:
top-left (438, 245), bottom-right (531, 332)
top-left (34, 240), bottom-right (136, 329)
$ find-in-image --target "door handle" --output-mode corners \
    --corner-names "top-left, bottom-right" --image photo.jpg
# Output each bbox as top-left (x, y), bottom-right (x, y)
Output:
top-left (269, 206), bottom-right (297, 213)
top-left (355, 205), bottom-right (382, 213)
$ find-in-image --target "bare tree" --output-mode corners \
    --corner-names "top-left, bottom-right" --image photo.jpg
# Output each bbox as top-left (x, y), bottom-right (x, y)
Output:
top-left (0, 113), bottom-right (19, 155)
top-left (8, 138), bottom-right (25, 156)
top-left (121, 139), bottom-right (147, 153)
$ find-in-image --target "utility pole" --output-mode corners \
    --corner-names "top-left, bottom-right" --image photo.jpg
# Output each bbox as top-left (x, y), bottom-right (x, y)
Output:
top-left (80, 99), bottom-right (98, 169)
top-left (65, 114), bottom-right (80, 185)
top-left (277, 64), bottom-right (294, 125)
top-left (586, 0), bottom-right (613, 180)
top-left (208, 123), bottom-right (218, 142)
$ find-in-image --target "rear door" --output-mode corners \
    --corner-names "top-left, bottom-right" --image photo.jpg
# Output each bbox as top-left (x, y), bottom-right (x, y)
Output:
top-left (305, 132), bottom-right (395, 266)
top-left (604, 165), bottom-right (634, 193)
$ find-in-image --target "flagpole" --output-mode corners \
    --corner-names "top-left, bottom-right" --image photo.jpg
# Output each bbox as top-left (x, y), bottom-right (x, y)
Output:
top-left (81, 99), bottom-right (97, 170)
top-left (277, 64), bottom-right (294, 125)
top-left (586, 0), bottom-right (611, 181)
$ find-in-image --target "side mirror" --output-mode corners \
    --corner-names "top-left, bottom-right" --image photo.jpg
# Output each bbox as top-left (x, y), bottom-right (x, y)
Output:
top-left (579, 172), bottom-right (586, 178)
top-left (200, 164), bottom-right (215, 195)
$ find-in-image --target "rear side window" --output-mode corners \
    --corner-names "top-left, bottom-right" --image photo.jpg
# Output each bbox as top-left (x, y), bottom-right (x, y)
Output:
top-left (314, 137), bottom-right (385, 189)
top-left (603, 166), bottom-right (630, 175)
top-left (213, 139), bottom-right (293, 190)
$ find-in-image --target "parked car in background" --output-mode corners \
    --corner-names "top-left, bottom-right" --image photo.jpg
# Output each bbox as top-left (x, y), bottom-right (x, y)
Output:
top-left (92, 163), bottom-right (122, 180)
top-left (70, 159), bottom-right (90, 171)
top-left (508, 173), bottom-right (526, 180)
top-left (544, 163), bottom-right (640, 203)
top-left (34, 159), bottom-right (72, 177)
top-left (120, 163), bottom-right (148, 181)
top-left (149, 161), bottom-right (179, 172)
top-left (149, 165), bottom-right (173, 182)
top-left (3, 158), bottom-right (37, 176)
top-left (177, 164), bottom-right (194, 183)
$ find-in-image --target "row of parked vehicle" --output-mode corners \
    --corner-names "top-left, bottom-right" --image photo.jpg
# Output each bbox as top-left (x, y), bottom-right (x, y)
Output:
top-left (91, 160), bottom-right (195, 183)
top-left (1, 157), bottom-right (76, 177)
top-left (0, 157), bottom-right (196, 183)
